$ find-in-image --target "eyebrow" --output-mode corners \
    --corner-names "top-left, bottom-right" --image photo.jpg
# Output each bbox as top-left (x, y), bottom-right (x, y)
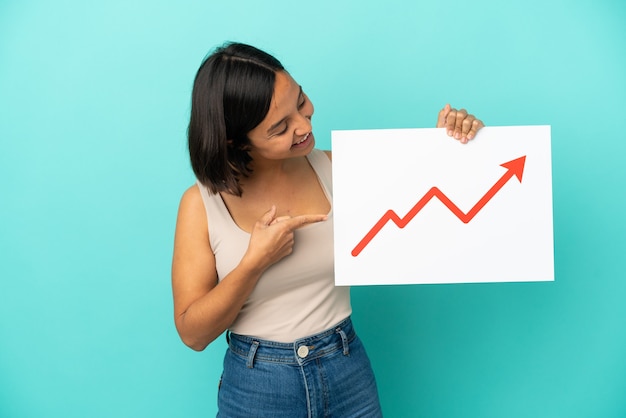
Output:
top-left (266, 86), bottom-right (303, 135)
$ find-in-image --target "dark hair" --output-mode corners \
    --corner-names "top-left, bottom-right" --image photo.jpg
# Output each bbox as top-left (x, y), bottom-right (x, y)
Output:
top-left (187, 42), bottom-right (285, 196)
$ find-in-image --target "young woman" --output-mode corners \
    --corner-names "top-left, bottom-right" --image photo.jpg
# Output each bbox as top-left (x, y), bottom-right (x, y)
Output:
top-left (172, 42), bottom-right (483, 417)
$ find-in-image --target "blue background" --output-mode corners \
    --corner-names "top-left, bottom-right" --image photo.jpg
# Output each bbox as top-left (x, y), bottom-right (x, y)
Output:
top-left (1, 1), bottom-right (625, 417)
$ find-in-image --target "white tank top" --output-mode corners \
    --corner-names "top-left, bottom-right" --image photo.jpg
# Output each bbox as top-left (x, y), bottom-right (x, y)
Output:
top-left (197, 149), bottom-right (351, 342)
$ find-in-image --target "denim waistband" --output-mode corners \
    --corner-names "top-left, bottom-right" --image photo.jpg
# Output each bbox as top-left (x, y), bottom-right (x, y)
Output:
top-left (227, 316), bottom-right (355, 367)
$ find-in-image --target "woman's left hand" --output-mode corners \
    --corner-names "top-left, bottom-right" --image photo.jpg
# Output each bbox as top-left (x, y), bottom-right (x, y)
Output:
top-left (436, 104), bottom-right (484, 144)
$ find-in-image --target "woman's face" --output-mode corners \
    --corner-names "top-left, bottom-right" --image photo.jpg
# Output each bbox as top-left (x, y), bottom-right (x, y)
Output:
top-left (246, 71), bottom-right (315, 162)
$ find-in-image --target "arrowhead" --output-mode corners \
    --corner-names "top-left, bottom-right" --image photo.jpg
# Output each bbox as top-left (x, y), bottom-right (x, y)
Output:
top-left (500, 156), bottom-right (526, 182)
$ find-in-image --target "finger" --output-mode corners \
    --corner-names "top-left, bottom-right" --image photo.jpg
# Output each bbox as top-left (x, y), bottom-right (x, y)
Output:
top-left (270, 215), bottom-right (291, 226)
top-left (465, 118), bottom-right (485, 141)
top-left (278, 235), bottom-right (296, 258)
top-left (460, 114), bottom-right (476, 143)
top-left (259, 205), bottom-right (277, 226)
top-left (445, 108), bottom-right (457, 136)
top-left (436, 104), bottom-right (451, 128)
top-left (282, 214), bottom-right (328, 231)
top-left (453, 109), bottom-right (468, 140)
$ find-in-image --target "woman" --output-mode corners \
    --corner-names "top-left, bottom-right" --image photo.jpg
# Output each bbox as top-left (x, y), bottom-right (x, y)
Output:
top-left (172, 42), bottom-right (483, 417)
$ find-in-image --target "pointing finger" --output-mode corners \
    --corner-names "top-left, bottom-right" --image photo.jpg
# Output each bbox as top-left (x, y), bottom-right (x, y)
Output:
top-left (270, 215), bottom-right (292, 226)
top-left (281, 214), bottom-right (328, 231)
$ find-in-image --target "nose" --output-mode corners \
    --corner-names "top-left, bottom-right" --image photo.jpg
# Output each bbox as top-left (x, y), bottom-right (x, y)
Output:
top-left (294, 112), bottom-right (312, 136)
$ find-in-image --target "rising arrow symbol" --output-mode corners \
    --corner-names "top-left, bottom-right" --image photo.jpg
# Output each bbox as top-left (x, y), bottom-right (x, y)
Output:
top-left (351, 156), bottom-right (527, 257)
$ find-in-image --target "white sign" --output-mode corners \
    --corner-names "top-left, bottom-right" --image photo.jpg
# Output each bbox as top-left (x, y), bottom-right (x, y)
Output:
top-left (331, 126), bottom-right (553, 285)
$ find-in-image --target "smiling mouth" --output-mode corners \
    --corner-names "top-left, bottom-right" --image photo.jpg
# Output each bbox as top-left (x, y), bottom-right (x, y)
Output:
top-left (293, 132), bottom-right (310, 146)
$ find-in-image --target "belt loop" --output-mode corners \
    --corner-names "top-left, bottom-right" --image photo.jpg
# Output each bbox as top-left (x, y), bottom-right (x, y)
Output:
top-left (337, 328), bottom-right (349, 356)
top-left (225, 330), bottom-right (230, 345)
top-left (247, 341), bottom-right (260, 369)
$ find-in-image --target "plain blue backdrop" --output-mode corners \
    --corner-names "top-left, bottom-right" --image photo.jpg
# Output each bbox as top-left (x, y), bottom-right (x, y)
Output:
top-left (1, 1), bottom-right (625, 417)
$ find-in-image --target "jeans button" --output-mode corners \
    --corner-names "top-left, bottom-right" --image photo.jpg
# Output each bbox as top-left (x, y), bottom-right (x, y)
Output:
top-left (297, 345), bottom-right (309, 358)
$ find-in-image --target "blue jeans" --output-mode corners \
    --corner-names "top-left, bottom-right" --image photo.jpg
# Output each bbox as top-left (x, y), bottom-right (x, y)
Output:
top-left (217, 317), bottom-right (382, 418)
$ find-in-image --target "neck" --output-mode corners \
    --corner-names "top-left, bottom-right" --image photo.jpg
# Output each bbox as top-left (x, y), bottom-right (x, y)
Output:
top-left (241, 155), bottom-right (307, 190)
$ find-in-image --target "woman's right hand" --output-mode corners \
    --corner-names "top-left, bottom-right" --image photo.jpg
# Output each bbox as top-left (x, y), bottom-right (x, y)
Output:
top-left (243, 205), bottom-right (327, 270)
top-left (172, 191), bottom-right (326, 351)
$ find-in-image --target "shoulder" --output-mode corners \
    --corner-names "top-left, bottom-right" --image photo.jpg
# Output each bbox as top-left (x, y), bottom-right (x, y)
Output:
top-left (308, 148), bottom-right (332, 162)
top-left (179, 184), bottom-right (203, 211)
top-left (176, 184), bottom-right (208, 232)
top-left (314, 148), bottom-right (332, 161)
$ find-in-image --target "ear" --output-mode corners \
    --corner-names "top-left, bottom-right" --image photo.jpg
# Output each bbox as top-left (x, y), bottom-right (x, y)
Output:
top-left (230, 137), bottom-right (251, 151)
top-left (227, 139), bottom-right (247, 150)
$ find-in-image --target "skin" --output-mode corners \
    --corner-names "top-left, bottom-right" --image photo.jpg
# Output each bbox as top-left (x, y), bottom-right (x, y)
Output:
top-left (437, 103), bottom-right (484, 143)
top-left (171, 71), bottom-right (484, 351)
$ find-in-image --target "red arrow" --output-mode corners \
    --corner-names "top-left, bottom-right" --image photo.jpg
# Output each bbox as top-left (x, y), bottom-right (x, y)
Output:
top-left (351, 156), bottom-right (526, 257)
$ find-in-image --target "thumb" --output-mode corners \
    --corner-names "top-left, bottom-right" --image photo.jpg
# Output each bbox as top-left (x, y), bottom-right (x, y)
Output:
top-left (259, 205), bottom-right (277, 226)
top-left (436, 103), bottom-right (451, 128)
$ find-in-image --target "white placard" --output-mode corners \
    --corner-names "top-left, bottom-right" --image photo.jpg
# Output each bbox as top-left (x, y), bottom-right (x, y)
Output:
top-left (331, 126), bottom-right (553, 285)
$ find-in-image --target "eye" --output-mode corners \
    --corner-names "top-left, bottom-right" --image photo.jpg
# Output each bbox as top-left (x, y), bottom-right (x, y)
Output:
top-left (298, 94), bottom-right (307, 109)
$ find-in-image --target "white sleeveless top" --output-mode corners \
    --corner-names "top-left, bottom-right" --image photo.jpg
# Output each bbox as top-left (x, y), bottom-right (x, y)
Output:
top-left (197, 149), bottom-right (351, 342)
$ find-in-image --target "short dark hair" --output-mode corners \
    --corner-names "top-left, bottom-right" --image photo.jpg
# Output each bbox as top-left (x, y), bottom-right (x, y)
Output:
top-left (187, 42), bottom-right (285, 196)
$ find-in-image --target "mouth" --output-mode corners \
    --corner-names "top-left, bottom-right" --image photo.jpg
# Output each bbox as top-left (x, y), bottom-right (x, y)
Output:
top-left (292, 132), bottom-right (312, 148)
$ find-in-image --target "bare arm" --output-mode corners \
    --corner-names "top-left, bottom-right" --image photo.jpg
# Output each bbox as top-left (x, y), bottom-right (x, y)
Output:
top-left (171, 185), bottom-right (327, 351)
